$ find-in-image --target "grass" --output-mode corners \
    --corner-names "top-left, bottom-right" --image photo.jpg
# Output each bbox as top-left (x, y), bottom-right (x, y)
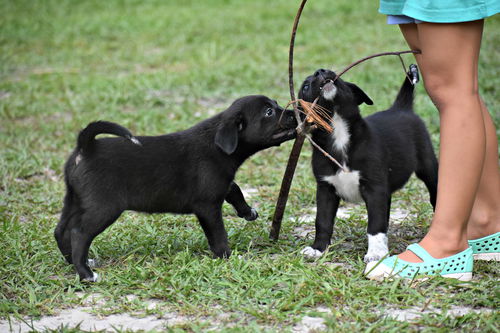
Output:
top-left (1, 0), bottom-right (499, 331)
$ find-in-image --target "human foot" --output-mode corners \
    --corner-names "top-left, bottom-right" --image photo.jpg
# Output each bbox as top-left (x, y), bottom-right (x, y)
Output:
top-left (468, 232), bottom-right (500, 261)
top-left (397, 234), bottom-right (469, 263)
top-left (365, 244), bottom-right (473, 281)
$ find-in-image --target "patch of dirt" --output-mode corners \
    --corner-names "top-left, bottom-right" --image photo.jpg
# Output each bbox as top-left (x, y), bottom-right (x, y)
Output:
top-left (14, 168), bottom-right (60, 183)
top-left (0, 91), bottom-right (11, 100)
top-left (292, 315), bottom-right (327, 332)
top-left (382, 305), bottom-right (494, 322)
top-left (1, 308), bottom-right (170, 332)
top-left (1, 291), bottom-right (495, 331)
top-left (294, 206), bottom-right (415, 240)
top-left (0, 293), bottom-right (220, 332)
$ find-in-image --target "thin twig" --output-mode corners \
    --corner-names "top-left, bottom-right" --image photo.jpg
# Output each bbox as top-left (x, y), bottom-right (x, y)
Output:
top-left (304, 134), bottom-right (347, 171)
top-left (333, 50), bottom-right (421, 83)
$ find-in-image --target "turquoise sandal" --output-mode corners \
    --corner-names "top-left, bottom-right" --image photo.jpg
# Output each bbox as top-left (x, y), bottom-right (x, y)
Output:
top-left (365, 244), bottom-right (473, 281)
top-left (468, 232), bottom-right (500, 261)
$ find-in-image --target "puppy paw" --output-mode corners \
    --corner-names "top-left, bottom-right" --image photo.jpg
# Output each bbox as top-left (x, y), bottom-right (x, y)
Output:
top-left (244, 208), bottom-right (258, 221)
top-left (365, 233), bottom-right (388, 263)
top-left (82, 272), bottom-right (100, 283)
top-left (212, 246), bottom-right (231, 259)
top-left (301, 246), bottom-right (324, 260)
top-left (363, 252), bottom-right (387, 263)
top-left (238, 208), bottom-right (258, 221)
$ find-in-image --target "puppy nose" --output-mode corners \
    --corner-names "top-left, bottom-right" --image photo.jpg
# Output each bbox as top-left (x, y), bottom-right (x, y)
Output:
top-left (281, 109), bottom-right (296, 126)
top-left (314, 69), bottom-right (327, 77)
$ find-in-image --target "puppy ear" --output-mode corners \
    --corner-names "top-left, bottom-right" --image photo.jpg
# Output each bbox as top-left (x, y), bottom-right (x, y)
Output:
top-left (346, 82), bottom-right (374, 105)
top-left (215, 117), bottom-right (240, 155)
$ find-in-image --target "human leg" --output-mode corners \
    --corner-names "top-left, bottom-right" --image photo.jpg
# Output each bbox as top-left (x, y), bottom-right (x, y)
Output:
top-left (366, 21), bottom-right (489, 279)
top-left (467, 99), bottom-right (500, 240)
top-left (380, 21), bottom-right (488, 266)
top-left (366, 20), bottom-right (500, 279)
top-left (400, 21), bottom-right (487, 264)
top-left (400, 20), bottom-right (499, 245)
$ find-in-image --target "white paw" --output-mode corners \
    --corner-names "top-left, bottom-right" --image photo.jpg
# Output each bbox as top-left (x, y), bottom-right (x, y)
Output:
top-left (364, 253), bottom-right (386, 263)
top-left (82, 272), bottom-right (100, 283)
top-left (364, 261), bottom-right (392, 281)
top-left (301, 246), bottom-right (324, 260)
top-left (365, 233), bottom-right (388, 263)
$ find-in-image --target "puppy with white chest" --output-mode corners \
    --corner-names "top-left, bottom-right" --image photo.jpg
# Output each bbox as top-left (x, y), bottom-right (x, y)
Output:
top-left (299, 66), bottom-right (438, 262)
top-left (55, 95), bottom-right (297, 282)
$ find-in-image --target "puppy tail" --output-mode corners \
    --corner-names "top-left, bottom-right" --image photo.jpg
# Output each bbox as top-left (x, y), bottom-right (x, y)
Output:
top-left (390, 64), bottom-right (419, 112)
top-left (77, 121), bottom-right (142, 154)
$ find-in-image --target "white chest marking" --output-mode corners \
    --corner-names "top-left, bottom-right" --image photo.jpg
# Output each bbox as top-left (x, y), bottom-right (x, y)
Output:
top-left (331, 113), bottom-right (350, 156)
top-left (322, 169), bottom-right (363, 203)
top-left (364, 233), bottom-right (389, 263)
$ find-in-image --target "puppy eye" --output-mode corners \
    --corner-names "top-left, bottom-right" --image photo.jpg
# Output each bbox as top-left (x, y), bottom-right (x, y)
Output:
top-left (265, 108), bottom-right (275, 117)
top-left (302, 84), bottom-right (309, 92)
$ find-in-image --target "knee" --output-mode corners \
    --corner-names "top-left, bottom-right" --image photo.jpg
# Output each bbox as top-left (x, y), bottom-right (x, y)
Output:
top-left (423, 74), bottom-right (479, 111)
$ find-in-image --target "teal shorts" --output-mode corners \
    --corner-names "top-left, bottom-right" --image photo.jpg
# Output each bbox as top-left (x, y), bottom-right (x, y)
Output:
top-left (380, 0), bottom-right (500, 23)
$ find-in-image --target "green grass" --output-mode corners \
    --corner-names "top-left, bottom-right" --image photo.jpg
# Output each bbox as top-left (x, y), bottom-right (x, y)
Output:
top-left (1, 0), bottom-right (499, 331)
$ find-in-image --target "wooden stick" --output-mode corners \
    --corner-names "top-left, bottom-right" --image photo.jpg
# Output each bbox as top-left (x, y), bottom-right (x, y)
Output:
top-left (270, 0), bottom-right (309, 240)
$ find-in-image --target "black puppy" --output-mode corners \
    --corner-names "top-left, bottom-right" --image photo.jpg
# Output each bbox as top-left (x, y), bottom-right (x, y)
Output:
top-left (55, 95), bottom-right (297, 281)
top-left (298, 67), bottom-right (438, 262)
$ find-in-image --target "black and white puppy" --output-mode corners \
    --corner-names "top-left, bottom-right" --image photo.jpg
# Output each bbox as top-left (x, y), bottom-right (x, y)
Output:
top-left (298, 67), bottom-right (438, 262)
top-left (55, 95), bottom-right (297, 281)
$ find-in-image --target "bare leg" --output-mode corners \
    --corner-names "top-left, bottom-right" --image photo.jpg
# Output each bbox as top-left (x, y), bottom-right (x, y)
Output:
top-left (396, 20), bottom-right (498, 263)
top-left (467, 99), bottom-right (500, 239)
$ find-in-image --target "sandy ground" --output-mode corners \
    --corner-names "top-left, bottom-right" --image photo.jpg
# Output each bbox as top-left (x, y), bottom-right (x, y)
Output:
top-left (1, 295), bottom-right (493, 333)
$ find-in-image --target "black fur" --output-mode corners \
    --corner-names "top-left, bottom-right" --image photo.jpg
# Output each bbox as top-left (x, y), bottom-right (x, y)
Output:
top-left (55, 95), bottom-right (297, 281)
top-left (299, 67), bottom-right (438, 262)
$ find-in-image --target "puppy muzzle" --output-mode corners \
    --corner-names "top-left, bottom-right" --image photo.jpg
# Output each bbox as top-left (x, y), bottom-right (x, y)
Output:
top-left (271, 128), bottom-right (297, 140)
top-left (273, 109), bottom-right (298, 140)
top-left (320, 80), bottom-right (337, 101)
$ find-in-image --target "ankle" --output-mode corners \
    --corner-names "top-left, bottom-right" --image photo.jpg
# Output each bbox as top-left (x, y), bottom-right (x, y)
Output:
top-left (397, 234), bottom-right (468, 263)
top-left (420, 236), bottom-right (468, 257)
top-left (419, 226), bottom-right (469, 257)
top-left (467, 210), bottom-right (500, 240)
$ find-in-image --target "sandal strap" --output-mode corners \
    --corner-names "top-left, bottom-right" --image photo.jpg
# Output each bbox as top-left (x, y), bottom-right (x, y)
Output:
top-left (406, 243), bottom-right (436, 262)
